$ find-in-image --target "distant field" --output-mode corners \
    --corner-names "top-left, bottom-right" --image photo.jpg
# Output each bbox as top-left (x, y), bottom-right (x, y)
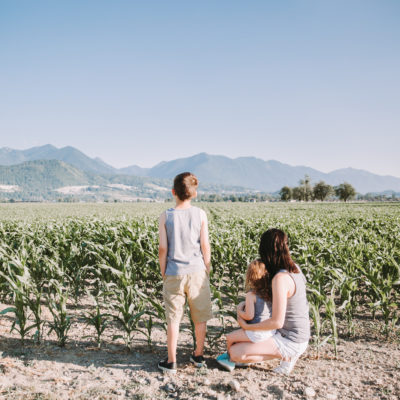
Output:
top-left (1, 200), bottom-right (399, 221)
top-left (0, 202), bottom-right (167, 221)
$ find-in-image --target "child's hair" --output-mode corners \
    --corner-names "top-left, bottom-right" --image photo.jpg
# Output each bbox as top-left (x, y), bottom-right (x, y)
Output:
top-left (245, 259), bottom-right (270, 301)
top-left (173, 172), bottom-right (198, 201)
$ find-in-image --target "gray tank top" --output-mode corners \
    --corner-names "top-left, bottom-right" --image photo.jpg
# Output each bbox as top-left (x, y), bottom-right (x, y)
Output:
top-left (248, 294), bottom-right (272, 324)
top-left (278, 268), bottom-right (310, 343)
top-left (165, 206), bottom-right (206, 275)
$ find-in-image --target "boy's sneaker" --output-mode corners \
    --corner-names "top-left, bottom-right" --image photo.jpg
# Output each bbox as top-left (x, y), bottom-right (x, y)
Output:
top-left (216, 352), bottom-right (235, 372)
top-left (190, 353), bottom-right (206, 368)
top-left (158, 358), bottom-right (177, 374)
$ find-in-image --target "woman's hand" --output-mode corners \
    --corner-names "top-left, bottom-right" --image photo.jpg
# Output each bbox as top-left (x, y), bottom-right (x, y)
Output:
top-left (237, 301), bottom-right (245, 314)
top-left (237, 315), bottom-right (249, 330)
top-left (236, 301), bottom-right (246, 319)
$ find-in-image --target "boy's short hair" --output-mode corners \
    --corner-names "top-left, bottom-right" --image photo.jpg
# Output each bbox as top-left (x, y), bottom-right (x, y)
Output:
top-left (173, 172), bottom-right (198, 201)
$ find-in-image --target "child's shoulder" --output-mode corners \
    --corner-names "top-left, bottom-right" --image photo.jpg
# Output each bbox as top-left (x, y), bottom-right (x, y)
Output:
top-left (161, 208), bottom-right (176, 217)
top-left (245, 291), bottom-right (257, 300)
top-left (193, 206), bottom-right (207, 220)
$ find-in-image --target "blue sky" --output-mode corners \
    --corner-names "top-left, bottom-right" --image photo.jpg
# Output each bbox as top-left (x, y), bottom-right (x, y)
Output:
top-left (1, 0), bottom-right (399, 176)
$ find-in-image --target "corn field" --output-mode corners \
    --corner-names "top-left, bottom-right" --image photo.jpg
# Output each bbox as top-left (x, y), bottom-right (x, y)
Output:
top-left (0, 202), bottom-right (399, 356)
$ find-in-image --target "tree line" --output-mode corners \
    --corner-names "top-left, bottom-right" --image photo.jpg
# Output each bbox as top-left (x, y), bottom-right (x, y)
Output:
top-left (280, 176), bottom-right (356, 202)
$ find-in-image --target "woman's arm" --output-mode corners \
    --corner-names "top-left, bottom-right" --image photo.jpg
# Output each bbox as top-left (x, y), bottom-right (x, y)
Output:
top-left (200, 210), bottom-right (211, 274)
top-left (237, 291), bottom-right (256, 320)
top-left (158, 212), bottom-right (168, 278)
top-left (237, 273), bottom-right (289, 331)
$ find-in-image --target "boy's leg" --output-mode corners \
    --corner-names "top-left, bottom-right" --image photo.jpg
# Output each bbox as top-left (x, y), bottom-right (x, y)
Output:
top-left (186, 270), bottom-right (213, 357)
top-left (163, 276), bottom-right (186, 363)
top-left (226, 328), bottom-right (251, 354)
top-left (167, 322), bottom-right (180, 363)
top-left (194, 321), bottom-right (206, 356)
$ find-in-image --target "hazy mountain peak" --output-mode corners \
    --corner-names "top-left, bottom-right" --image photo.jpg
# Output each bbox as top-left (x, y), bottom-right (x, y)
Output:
top-left (0, 144), bottom-right (116, 175)
top-left (41, 144), bottom-right (57, 149)
top-left (23, 144), bottom-right (57, 152)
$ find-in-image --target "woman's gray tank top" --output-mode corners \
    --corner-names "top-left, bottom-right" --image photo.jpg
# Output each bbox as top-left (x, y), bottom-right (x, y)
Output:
top-left (278, 268), bottom-right (310, 343)
top-left (248, 294), bottom-right (272, 324)
top-left (165, 206), bottom-right (206, 275)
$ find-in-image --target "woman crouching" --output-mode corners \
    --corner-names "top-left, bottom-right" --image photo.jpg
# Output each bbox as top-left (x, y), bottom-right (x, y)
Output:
top-left (230, 228), bottom-right (310, 374)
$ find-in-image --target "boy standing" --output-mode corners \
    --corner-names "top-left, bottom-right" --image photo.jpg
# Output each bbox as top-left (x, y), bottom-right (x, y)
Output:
top-left (158, 172), bottom-right (212, 373)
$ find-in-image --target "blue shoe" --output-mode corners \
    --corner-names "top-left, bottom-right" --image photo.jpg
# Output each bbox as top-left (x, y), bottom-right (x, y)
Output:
top-left (216, 353), bottom-right (235, 372)
top-left (217, 352), bottom-right (229, 360)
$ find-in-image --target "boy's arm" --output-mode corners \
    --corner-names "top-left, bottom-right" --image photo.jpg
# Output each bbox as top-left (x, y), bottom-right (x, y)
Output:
top-left (158, 212), bottom-right (168, 278)
top-left (200, 210), bottom-right (211, 274)
top-left (238, 291), bottom-right (256, 320)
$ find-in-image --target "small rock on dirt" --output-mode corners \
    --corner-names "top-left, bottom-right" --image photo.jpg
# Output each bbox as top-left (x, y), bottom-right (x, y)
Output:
top-left (229, 379), bottom-right (240, 392)
top-left (203, 378), bottom-right (211, 386)
top-left (325, 394), bottom-right (338, 400)
top-left (304, 387), bottom-right (316, 398)
top-left (164, 383), bottom-right (175, 393)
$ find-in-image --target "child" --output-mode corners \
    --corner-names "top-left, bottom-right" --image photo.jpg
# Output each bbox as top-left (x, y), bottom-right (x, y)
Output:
top-left (158, 172), bottom-right (213, 374)
top-left (216, 259), bottom-right (275, 372)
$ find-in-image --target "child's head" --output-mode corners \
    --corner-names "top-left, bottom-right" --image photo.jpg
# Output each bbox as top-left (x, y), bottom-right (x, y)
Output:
top-left (173, 172), bottom-right (198, 201)
top-left (245, 259), bottom-right (270, 300)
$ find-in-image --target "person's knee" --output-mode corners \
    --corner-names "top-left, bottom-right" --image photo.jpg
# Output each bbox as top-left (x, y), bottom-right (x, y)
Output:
top-left (229, 346), bottom-right (244, 362)
top-left (226, 332), bottom-right (236, 346)
top-left (194, 320), bottom-right (207, 329)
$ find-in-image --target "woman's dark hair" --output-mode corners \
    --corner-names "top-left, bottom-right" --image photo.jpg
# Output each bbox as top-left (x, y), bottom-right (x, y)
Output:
top-left (259, 228), bottom-right (298, 298)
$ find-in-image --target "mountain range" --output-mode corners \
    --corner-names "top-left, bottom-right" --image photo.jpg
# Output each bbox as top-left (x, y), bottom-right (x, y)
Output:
top-left (0, 159), bottom-right (249, 201)
top-left (1, 145), bottom-right (400, 194)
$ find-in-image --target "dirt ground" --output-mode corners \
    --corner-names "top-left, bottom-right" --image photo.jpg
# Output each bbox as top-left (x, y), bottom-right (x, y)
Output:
top-left (0, 304), bottom-right (399, 400)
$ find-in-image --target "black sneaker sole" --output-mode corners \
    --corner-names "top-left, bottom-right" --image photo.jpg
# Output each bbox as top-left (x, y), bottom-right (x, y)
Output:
top-left (189, 356), bottom-right (206, 368)
top-left (158, 364), bottom-right (177, 374)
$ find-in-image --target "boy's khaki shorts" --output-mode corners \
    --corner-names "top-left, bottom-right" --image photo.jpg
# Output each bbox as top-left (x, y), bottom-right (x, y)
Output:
top-left (163, 270), bottom-right (213, 324)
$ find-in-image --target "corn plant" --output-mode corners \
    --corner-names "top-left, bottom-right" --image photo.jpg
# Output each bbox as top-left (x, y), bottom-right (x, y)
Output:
top-left (47, 281), bottom-right (72, 347)
top-left (145, 296), bottom-right (167, 332)
top-left (27, 286), bottom-right (44, 343)
top-left (206, 285), bottom-right (232, 350)
top-left (324, 293), bottom-right (338, 357)
top-left (82, 300), bottom-right (111, 348)
top-left (0, 258), bottom-right (37, 344)
top-left (140, 313), bottom-right (155, 347)
top-left (307, 285), bottom-right (331, 359)
top-left (112, 286), bottom-right (146, 350)
top-left (108, 260), bottom-right (147, 350)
